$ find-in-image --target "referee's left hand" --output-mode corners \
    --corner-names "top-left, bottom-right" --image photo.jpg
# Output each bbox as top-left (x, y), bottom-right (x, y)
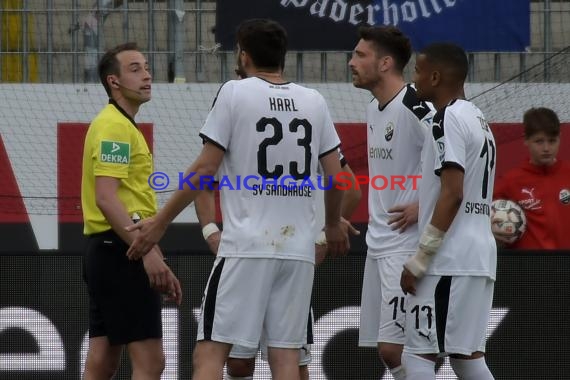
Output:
top-left (126, 216), bottom-right (167, 259)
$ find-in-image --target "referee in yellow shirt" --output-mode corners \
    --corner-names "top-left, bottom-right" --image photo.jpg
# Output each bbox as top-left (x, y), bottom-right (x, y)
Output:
top-left (81, 42), bottom-right (181, 379)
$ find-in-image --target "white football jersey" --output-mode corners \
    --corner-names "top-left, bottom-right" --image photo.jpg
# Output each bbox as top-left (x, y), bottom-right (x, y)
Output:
top-left (366, 85), bottom-right (433, 258)
top-left (200, 77), bottom-right (340, 263)
top-left (419, 99), bottom-right (497, 279)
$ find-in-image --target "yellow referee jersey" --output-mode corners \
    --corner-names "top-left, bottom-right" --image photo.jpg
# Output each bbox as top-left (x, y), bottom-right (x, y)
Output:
top-left (81, 100), bottom-right (157, 235)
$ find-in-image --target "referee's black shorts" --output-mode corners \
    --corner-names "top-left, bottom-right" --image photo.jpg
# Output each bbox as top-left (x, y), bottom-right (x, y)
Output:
top-left (83, 229), bottom-right (162, 345)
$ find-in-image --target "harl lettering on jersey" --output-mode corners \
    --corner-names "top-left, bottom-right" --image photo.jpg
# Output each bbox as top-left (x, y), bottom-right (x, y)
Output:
top-left (464, 201), bottom-right (490, 216)
top-left (369, 146), bottom-right (393, 160)
top-left (100, 141), bottom-right (130, 164)
top-left (269, 97), bottom-right (299, 112)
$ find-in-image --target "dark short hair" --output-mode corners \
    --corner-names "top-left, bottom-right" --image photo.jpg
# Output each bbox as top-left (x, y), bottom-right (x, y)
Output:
top-left (523, 107), bottom-right (560, 138)
top-left (420, 42), bottom-right (468, 82)
top-left (357, 26), bottom-right (411, 73)
top-left (236, 19), bottom-right (288, 71)
top-left (98, 42), bottom-right (140, 97)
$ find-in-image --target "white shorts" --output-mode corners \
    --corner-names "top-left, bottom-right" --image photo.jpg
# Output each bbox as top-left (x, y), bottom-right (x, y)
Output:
top-left (229, 308), bottom-right (314, 366)
top-left (359, 253), bottom-right (412, 346)
top-left (404, 275), bottom-right (494, 357)
top-left (197, 257), bottom-right (314, 349)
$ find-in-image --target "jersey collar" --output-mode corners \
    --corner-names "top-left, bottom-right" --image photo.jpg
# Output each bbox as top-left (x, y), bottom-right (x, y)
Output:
top-left (254, 76), bottom-right (291, 86)
top-left (108, 99), bottom-right (138, 128)
top-left (377, 85), bottom-right (406, 111)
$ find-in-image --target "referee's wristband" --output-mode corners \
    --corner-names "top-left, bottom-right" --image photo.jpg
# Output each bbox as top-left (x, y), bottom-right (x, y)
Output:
top-left (202, 223), bottom-right (220, 240)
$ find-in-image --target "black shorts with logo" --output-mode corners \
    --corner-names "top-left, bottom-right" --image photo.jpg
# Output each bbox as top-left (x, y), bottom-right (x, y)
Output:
top-left (83, 229), bottom-right (162, 345)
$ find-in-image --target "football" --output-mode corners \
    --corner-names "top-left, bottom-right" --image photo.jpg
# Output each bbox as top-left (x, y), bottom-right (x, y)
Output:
top-left (491, 199), bottom-right (527, 243)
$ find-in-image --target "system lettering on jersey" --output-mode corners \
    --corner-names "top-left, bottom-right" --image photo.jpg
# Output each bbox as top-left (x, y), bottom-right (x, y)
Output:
top-left (464, 201), bottom-right (491, 215)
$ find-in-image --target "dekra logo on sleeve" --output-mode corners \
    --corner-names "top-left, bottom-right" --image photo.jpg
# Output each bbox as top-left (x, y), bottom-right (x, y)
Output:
top-left (100, 141), bottom-right (130, 164)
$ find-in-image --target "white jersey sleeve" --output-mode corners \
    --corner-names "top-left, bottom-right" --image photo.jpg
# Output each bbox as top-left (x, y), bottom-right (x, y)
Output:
top-left (431, 107), bottom-right (467, 175)
top-left (419, 99), bottom-right (497, 279)
top-left (199, 81), bottom-right (235, 150)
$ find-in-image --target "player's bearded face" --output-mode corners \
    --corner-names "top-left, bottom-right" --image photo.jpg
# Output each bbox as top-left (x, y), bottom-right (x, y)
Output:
top-left (349, 39), bottom-right (382, 90)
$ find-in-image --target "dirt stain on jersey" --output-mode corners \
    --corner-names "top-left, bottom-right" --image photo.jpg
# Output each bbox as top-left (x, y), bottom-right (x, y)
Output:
top-left (280, 225), bottom-right (295, 237)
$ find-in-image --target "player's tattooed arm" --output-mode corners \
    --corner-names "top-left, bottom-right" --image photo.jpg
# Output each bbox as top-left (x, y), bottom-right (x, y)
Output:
top-left (340, 164), bottom-right (362, 219)
top-left (195, 188), bottom-right (221, 255)
top-left (316, 163), bottom-right (362, 264)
